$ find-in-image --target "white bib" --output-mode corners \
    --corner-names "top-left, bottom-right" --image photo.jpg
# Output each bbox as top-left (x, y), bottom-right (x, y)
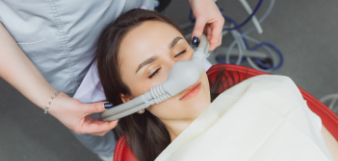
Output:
top-left (156, 75), bottom-right (333, 161)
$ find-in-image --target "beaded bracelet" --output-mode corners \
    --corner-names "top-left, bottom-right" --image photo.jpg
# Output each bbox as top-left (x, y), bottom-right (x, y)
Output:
top-left (44, 90), bottom-right (60, 114)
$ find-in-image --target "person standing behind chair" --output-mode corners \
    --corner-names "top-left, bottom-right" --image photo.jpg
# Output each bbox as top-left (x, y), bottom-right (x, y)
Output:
top-left (0, 0), bottom-right (224, 160)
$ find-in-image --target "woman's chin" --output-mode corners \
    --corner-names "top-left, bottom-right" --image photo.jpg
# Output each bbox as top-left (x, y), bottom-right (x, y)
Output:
top-left (184, 98), bottom-right (211, 118)
top-left (182, 85), bottom-right (210, 111)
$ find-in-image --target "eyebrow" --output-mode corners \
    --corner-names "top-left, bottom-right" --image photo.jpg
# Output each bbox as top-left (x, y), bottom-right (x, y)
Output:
top-left (169, 36), bottom-right (183, 49)
top-left (136, 56), bottom-right (158, 73)
top-left (135, 36), bottom-right (183, 73)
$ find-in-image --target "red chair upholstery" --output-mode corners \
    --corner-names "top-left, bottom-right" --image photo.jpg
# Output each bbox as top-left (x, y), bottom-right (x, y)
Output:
top-left (114, 64), bottom-right (338, 161)
top-left (113, 135), bottom-right (138, 161)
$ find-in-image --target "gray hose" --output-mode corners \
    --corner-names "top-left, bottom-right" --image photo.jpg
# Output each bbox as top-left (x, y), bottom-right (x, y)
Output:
top-left (222, 0), bottom-right (277, 71)
top-left (320, 93), bottom-right (338, 110)
top-left (225, 29), bottom-right (244, 65)
top-left (226, 29), bottom-right (277, 72)
top-left (244, 0), bottom-right (276, 35)
top-left (104, 103), bottom-right (150, 121)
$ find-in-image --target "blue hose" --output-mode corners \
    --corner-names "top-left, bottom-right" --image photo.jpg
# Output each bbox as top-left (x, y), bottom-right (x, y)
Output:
top-left (221, 15), bottom-right (284, 70)
top-left (189, 0), bottom-right (283, 70)
top-left (189, 0), bottom-right (263, 31)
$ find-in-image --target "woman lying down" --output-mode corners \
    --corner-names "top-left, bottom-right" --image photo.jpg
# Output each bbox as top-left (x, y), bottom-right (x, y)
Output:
top-left (96, 9), bottom-right (338, 161)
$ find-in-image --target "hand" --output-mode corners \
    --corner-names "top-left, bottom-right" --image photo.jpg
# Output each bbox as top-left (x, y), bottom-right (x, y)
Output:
top-left (189, 0), bottom-right (225, 51)
top-left (0, 23), bottom-right (117, 136)
top-left (48, 92), bottom-right (118, 136)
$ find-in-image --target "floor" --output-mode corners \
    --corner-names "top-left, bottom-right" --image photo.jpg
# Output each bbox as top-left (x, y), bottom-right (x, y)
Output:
top-left (1, 0), bottom-right (337, 160)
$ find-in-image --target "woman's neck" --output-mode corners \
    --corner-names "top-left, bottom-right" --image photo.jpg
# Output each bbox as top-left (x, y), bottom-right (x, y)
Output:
top-left (161, 101), bottom-right (212, 141)
top-left (163, 118), bottom-right (196, 141)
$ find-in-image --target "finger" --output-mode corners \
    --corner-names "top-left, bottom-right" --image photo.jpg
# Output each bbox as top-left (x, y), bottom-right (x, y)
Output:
top-left (90, 129), bottom-right (111, 136)
top-left (79, 119), bottom-right (118, 134)
top-left (208, 27), bottom-right (215, 52)
top-left (209, 20), bottom-right (225, 51)
top-left (206, 25), bottom-right (212, 42)
top-left (85, 116), bottom-right (105, 124)
top-left (91, 131), bottom-right (109, 137)
top-left (191, 17), bottom-right (208, 40)
top-left (83, 102), bottom-right (105, 115)
top-left (217, 33), bottom-right (223, 47)
top-left (90, 119), bottom-right (119, 136)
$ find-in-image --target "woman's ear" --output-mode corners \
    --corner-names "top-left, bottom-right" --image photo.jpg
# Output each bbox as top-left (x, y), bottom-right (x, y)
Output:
top-left (120, 94), bottom-right (133, 103)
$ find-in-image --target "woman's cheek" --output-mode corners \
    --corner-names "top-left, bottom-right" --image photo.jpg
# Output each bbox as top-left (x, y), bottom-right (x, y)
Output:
top-left (147, 73), bottom-right (210, 120)
top-left (132, 80), bottom-right (158, 97)
top-left (147, 99), bottom-right (183, 120)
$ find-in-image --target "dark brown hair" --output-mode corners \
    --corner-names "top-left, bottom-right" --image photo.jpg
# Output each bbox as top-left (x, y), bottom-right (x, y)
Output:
top-left (96, 9), bottom-right (184, 161)
top-left (96, 8), bottom-right (246, 161)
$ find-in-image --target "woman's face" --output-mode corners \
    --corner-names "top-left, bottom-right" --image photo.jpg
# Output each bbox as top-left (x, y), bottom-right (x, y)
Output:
top-left (118, 20), bottom-right (210, 121)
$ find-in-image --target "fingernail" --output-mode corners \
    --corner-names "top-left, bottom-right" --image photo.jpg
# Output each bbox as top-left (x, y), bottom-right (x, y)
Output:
top-left (104, 103), bottom-right (113, 109)
top-left (192, 36), bottom-right (199, 46)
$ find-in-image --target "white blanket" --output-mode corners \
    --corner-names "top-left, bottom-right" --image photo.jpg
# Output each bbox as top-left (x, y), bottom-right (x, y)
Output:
top-left (155, 75), bottom-right (334, 161)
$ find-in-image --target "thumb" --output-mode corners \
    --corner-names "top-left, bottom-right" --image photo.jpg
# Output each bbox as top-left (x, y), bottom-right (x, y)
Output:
top-left (83, 102), bottom-right (105, 115)
top-left (192, 17), bottom-right (207, 40)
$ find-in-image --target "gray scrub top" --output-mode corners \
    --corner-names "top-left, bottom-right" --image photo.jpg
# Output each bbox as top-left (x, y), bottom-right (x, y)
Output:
top-left (0, 0), bottom-right (154, 96)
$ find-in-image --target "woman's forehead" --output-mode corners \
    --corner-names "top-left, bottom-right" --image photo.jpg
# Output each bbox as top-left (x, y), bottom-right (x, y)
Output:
top-left (118, 21), bottom-right (183, 66)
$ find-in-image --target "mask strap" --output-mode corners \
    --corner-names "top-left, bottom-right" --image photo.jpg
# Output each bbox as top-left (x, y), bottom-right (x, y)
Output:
top-left (141, 94), bottom-right (151, 107)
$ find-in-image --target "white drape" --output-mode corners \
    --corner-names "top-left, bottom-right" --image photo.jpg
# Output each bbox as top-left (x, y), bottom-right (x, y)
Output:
top-left (156, 75), bottom-right (333, 161)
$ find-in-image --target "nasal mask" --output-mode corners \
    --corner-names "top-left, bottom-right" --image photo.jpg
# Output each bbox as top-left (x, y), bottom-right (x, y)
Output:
top-left (102, 35), bottom-right (210, 121)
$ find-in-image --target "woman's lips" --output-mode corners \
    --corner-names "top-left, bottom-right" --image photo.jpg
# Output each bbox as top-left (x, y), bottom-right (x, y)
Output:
top-left (179, 82), bottom-right (202, 101)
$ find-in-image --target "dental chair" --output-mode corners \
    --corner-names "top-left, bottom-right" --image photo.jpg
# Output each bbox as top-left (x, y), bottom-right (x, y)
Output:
top-left (113, 64), bottom-right (338, 161)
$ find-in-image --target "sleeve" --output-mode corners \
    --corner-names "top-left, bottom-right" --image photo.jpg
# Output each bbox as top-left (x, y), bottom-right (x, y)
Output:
top-left (0, 15), bottom-right (3, 23)
top-left (73, 60), bottom-right (107, 103)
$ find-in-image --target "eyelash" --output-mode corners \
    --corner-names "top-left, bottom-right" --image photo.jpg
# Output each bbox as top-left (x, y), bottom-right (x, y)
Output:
top-left (174, 49), bottom-right (187, 58)
top-left (149, 68), bottom-right (161, 78)
top-left (148, 49), bottom-right (187, 79)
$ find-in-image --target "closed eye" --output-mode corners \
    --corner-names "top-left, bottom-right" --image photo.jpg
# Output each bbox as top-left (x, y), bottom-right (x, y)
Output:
top-left (148, 68), bottom-right (161, 79)
top-left (174, 49), bottom-right (187, 58)
top-left (148, 49), bottom-right (186, 78)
